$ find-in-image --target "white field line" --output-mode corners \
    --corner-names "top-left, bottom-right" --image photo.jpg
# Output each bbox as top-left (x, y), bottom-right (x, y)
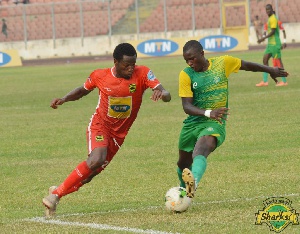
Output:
top-left (23, 218), bottom-right (179, 234)
top-left (24, 193), bottom-right (299, 233)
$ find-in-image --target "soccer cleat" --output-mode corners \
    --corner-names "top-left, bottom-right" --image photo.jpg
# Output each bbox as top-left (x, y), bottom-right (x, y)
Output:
top-left (43, 186), bottom-right (59, 218)
top-left (276, 82), bottom-right (288, 86)
top-left (182, 168), bottom-right (196, 198)
top-left (255, 81), bottom-right (268, 87)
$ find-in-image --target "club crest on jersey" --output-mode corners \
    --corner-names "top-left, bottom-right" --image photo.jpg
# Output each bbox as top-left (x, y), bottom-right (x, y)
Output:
top-left (207, 127), bottom-right (214, 131)
top-left (129, 84), bottom-right (136, 93)
top-left (214, 76), bottom-right (221, 83)
top-left (147, 70), bottom-right (156, 81)
top-left (95, 135), bottom-right (104, 142)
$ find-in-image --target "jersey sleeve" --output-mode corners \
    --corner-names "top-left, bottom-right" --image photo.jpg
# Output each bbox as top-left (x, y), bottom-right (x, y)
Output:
top-left (143, 67), bottom-right (160, 89)
top-left (179, 70), bottom-right (193, 97)
top-left (224, 55), bottom-right (241, 77)
top-left (83, 70), bottom-right (97, 90)
top-left (278, 21), bottom-right (284, 30)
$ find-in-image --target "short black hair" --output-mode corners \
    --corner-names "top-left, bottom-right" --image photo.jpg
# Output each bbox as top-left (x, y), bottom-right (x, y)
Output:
top-left (183, 40), bottom-right (203, 53)
top-left (266, 4), bottom-right (273, 9)
top-left (113, 43), bottom-right (137, 61)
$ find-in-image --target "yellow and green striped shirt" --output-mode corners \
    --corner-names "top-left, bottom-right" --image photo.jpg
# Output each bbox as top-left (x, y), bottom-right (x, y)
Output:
top-left (179, 55), bottom-right (241, 124)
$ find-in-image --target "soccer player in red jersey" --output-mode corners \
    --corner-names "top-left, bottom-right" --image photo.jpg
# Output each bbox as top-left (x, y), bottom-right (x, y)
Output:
top-left (42, 43), bottom-right (171, 217)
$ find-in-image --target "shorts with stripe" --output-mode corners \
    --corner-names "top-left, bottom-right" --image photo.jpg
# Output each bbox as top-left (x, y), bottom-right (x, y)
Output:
top-left (178, 122), bottom-right (226, 153)
top-left (86, 121), bottom-right (124, 163)
top-left (264, 44), bottom-right (282, 59)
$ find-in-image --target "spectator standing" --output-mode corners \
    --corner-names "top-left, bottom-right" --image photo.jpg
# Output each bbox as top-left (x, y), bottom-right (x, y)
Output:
top-left (253, 15), bottom-right (263, 41)
top-left (1, 19), bottom-right (8, 38)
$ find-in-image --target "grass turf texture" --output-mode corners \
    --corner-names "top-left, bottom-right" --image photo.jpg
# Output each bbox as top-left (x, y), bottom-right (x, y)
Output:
top-left (0, 48), bottom-right (299, 233)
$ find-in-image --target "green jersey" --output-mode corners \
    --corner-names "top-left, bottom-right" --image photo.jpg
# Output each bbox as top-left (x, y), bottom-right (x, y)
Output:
top-left (267, 14), bottom-right (281, 46)
top-left (179, 55), bottom-right (241, 124)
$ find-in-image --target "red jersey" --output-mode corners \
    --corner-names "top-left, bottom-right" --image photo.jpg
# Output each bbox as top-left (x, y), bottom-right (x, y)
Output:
top-left (84, 65), bottom-right (160, 138)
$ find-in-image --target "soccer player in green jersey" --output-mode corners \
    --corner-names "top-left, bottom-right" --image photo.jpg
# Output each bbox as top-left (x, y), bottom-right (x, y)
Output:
top-left (256, 4), bottom-right (287, 87)
top-left (177, 40), bottom-right (288, 198)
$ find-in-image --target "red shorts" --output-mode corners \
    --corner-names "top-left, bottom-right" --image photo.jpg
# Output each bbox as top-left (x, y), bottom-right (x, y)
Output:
top-left (86, 116), bottom-right (125, 163)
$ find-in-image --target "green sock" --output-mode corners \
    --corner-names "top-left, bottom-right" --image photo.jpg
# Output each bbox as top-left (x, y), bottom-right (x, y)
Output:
top-left (177, 167), bottom-right (185, 188)
top-left (191, 155), bottom-right (207, 185)
top-left (263, 72), bottom-right (268, 82)
top-left (177, 166), bottom-right (192, 188)
top-left (281, 77), bottom-right (287, 83)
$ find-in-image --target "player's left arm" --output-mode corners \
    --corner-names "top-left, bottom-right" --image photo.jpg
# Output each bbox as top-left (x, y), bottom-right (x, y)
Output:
top-left (240, 60), bottom-right (289, 83)
top-left (282, 29), bottom-right (287, 49)
top-left (151, 84), bottom-right (171, 102)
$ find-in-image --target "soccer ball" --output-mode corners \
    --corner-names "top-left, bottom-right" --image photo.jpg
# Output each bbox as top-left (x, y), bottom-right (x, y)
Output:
top-left (165, 187), bottom-right (192, 213)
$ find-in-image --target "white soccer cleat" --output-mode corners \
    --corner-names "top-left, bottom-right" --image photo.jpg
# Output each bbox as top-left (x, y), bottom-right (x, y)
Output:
top-left (43, 186), bottom-right (59, 218)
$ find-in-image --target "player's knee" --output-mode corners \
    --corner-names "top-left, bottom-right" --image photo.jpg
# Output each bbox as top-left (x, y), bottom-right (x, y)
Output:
top-left (87, 156), bottom-right (107, 170)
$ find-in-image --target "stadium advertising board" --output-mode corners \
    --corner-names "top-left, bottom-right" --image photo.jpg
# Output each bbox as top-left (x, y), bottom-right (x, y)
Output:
top-left (199, 35), bottom-right (238, 52)
top-left (136, 39), bottom-right (179, 57)
top-left (131, 33), bottom-right (248, 58)
top-left (0, 50), bottom-right (22, 67)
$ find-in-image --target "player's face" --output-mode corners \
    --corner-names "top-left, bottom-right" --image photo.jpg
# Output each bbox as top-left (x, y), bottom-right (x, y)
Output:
top-left (266, 6), bottom-right (273, 17)
top-left (115, 55), bottom-right (136, 79)
top-left (183, 49), bottom-right (206, 72)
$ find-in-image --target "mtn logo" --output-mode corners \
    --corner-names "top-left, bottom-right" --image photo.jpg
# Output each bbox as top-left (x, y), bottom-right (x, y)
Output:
top-left (137, 39), bottom-right (179, 56)
top-left (199, 35), bottom-right (238, 52)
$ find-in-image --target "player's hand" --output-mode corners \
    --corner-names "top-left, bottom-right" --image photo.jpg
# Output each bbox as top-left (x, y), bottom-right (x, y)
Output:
top-left (281, 43), bottom-right (287, 49)
top-left (150, 89), bottom-right (171, 102)
top-left (150, 89), bottom-right (163, 102)
top-left (257, 37), bottom-right (264, 44)
top-left (50, 98), bottom-right (65, 109)
top-left (209, 107), bottom-right (230, 124)
top-left (270, 67), bottom-right (289, 83)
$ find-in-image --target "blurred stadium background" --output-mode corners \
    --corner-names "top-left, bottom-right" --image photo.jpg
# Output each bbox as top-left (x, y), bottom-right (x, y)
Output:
top-left (0, 0), bottom-right (299, 60)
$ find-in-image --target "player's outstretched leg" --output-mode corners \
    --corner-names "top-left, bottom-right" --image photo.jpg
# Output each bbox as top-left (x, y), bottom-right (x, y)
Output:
top-left (182, 168), bottom-right (195, 198)
top-left (43, 186), bottom-right (60, 218)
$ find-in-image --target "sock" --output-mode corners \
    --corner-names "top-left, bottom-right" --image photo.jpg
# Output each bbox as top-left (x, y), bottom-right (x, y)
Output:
top-left (63, 182), bottom-right (83, 195)
top-left (263, 72), bottom-right (268, 83)
top-left (191, 155), bottom-right (207, 186)
top-left (177, 167), bottom-right (186, 188)
top-left (281, 77), bottom-right (287, 83)
top-left (57, 166), bottom-right (105, 196)
top-left (53, 161), bottom-right (92, 198)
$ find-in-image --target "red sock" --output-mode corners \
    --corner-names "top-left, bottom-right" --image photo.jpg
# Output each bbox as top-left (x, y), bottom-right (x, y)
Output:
top-left (64, 182), bottom-right (83, 195)
top-left (53, 161), bottom-right (92, 198)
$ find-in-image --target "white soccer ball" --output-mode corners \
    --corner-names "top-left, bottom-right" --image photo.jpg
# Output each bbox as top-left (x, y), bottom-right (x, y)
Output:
top-left (165, 186), bottom-right (192, 213)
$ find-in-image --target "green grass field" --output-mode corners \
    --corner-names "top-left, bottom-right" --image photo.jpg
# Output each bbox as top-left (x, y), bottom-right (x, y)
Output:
top-left (1, 48), bottom-right (299, 234)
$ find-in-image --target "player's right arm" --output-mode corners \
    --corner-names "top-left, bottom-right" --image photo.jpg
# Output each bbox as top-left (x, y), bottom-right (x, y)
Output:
top-left (50, 86), bottom-right (92, 109)
top-left (179, 70), bottom-right (229, 123)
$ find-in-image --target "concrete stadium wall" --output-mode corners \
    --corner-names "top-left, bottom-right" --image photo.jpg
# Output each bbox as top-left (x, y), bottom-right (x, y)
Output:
top-left (1, 23), bottom-right (299, 60)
